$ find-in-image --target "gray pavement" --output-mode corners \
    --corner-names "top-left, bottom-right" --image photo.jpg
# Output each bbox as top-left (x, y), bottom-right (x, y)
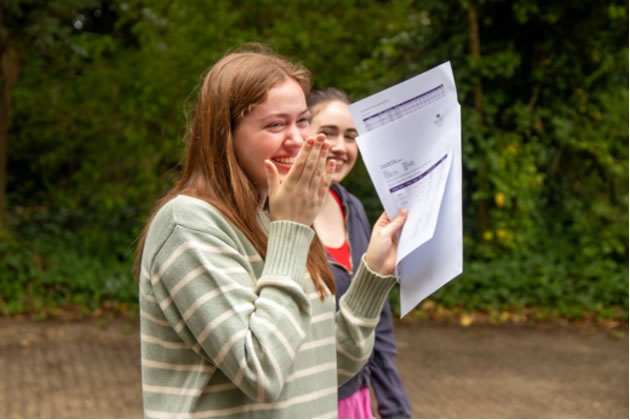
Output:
top-left (0, 317), bottom-right (626, 418)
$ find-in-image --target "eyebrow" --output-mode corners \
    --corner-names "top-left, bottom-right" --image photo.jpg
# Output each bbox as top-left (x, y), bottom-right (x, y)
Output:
top-left (319, 124), bottom-right (358, 133)
top-left (261, 109), bottom-right (310, 121)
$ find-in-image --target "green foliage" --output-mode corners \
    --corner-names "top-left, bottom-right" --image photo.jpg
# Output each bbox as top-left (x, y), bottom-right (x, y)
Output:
top-left (343, 0), bottom-right (629, 318)
top-left (0, 224), bottom-right (136, 315)
top-left (2, 0), bottom-right (627, 319)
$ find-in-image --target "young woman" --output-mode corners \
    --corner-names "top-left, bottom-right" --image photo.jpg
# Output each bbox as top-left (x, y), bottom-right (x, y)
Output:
top-left (309, 88), bottom-right (412, 419)
top-left (135, 44), bottom-right (407, 419)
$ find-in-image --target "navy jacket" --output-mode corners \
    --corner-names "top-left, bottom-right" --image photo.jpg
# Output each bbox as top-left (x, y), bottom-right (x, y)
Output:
top-left (330, 184), bottom-right (412, 419)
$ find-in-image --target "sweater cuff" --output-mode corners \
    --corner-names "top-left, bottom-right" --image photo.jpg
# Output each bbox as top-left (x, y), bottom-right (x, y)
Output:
top-left (341, 254), bottom-right (397, 320)
top-left (262, 221), bottom-right (314, 284)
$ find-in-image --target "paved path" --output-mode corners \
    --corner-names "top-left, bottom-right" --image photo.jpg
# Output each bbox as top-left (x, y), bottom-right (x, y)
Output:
top-left (395, 322), bottom-right (628, 418)
top-left (0, 317), bottom-right (626, 418)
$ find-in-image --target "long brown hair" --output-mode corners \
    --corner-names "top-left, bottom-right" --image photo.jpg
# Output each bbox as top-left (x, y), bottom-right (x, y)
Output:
top-left (135, 43), bottom-right (334, 297)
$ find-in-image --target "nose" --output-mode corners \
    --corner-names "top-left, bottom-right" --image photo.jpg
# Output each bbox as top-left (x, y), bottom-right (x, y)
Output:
top-left (284, 124), bottom-right (305, 148)
top-left (329, 134), bottom-right (346, 153)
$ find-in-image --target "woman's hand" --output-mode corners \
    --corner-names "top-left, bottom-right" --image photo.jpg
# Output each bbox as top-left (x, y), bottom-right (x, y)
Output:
top-left (265, 134), bottom-right (336, 226)
top-left (365, 210), bottom-right (408, 276)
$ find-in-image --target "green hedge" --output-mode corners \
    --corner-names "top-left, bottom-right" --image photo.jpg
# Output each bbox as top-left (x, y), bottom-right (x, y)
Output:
top-left (1, 0), bottom-right (627, 319)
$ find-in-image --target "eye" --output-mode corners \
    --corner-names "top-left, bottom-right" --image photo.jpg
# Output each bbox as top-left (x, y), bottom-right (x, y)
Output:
top-left (297, 117), bottom-right (310, 128)
top-left (266, 121), bottom-right (284, 130)
top-left (319, 129), bottom-right (335, 138)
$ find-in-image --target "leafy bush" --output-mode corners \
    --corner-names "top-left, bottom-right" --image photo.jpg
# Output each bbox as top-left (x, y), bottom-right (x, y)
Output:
top-left (1, 0), bottom-right (627, 320)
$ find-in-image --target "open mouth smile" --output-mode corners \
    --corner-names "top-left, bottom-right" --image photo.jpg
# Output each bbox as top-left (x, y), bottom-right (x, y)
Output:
top-left (271, 156), bottom-right (296, 166)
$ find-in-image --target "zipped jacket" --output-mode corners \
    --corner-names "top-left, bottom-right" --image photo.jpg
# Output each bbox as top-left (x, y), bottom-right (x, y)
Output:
top-left (330, 184), bottom-right (412, 419)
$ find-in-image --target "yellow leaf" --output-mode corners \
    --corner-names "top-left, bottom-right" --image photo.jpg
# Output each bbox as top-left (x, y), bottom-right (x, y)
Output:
top-left (421, 300), bottom-right (436, 310)
top-left (460, 313), bottom-right (474, 327)
top-left (494, 192), bottom-right (505, 207)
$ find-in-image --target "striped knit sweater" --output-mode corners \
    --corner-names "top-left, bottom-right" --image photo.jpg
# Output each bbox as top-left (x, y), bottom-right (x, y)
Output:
top-left (139, 195), bottom-right (397, 418)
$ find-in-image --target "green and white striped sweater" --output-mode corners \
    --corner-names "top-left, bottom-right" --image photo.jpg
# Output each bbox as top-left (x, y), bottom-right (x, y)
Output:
top-left (139, 195), bottom-right (396, 418)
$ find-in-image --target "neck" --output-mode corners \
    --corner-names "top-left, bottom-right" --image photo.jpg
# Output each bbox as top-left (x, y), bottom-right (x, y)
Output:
top-left (313, 187), bottom-right (346, 248)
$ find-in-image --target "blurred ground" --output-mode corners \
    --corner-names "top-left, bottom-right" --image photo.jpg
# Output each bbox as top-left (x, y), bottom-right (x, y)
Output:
top-left (0, 317), bottom-right (626, 418)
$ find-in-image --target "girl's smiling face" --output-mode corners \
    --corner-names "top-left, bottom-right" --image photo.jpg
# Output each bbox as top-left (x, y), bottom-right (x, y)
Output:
top-left (232, 78), bottom-right (310, 200)
top-left (309, 100), bottom-right (358, 185)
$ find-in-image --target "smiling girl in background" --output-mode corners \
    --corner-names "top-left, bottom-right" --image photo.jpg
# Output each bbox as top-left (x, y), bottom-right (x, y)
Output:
top-left (309, 88), bottom-right (412, 419)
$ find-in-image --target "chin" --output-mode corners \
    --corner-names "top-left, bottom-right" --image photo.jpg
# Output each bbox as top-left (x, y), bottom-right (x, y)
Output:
top-left (331, 177), bottom-right (344, 185)
top-left (334, 171), bottom-right (349, 184)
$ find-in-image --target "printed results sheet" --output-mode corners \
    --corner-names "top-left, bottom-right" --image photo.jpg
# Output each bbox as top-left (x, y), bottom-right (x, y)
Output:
top-left (349, 62), bottom-right (463, 317)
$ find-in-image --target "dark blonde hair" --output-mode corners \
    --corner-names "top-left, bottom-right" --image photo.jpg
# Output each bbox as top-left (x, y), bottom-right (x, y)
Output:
top-left (135, 43), bottom-right (334, 297)
top-left (307, 87), bottom-right (352, 117)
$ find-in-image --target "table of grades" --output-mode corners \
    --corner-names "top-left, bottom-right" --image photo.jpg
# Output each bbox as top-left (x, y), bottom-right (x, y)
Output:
top-left (362, 84), bottom-right (446, 131)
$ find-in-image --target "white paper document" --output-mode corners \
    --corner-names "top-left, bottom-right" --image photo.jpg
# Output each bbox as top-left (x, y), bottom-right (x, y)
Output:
top-left (349, 62), bottom-right (463, 317)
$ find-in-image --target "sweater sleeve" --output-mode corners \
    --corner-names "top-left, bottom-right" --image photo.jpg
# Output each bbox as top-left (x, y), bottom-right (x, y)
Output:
top-left (335, 255), bottom-right (397, 386)
top-left (146, 220), bottom-right (314, 403)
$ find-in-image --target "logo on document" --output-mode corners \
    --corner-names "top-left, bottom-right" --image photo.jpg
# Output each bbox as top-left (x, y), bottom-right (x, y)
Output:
top-left (434, 113), bottom-right (445, 126)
